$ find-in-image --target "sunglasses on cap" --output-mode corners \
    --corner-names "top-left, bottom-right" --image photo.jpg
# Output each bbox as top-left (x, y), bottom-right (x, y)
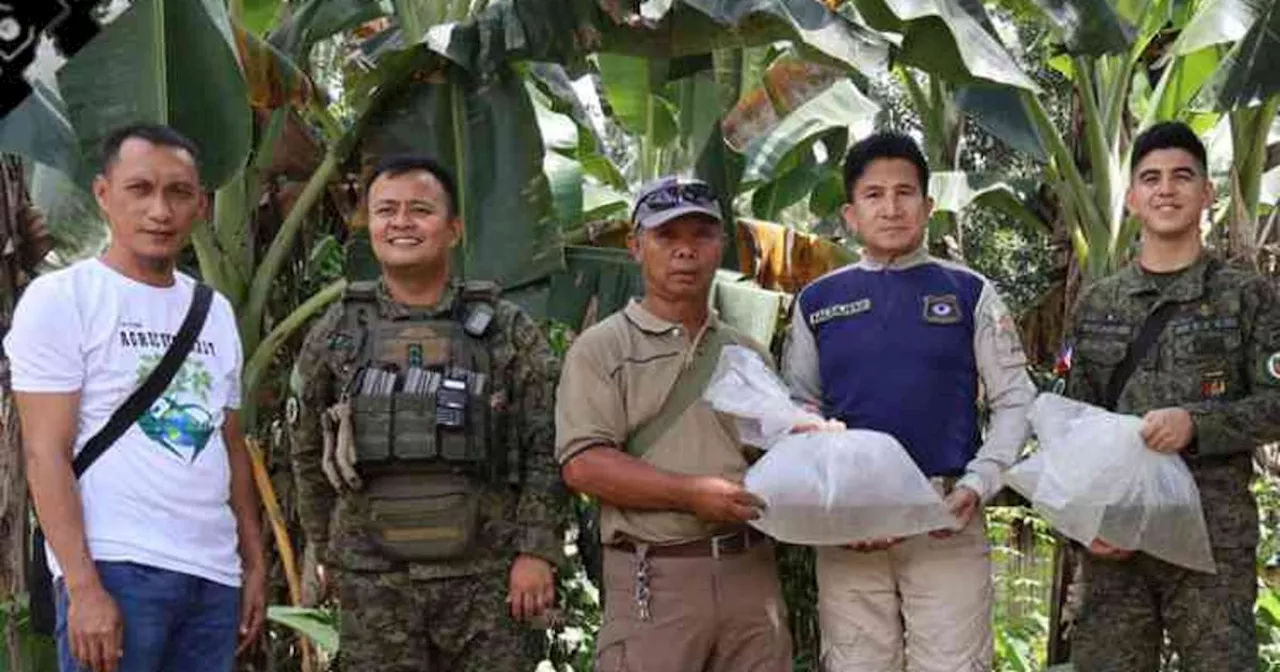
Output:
top-left (634, 182), bottom-right (717, 214)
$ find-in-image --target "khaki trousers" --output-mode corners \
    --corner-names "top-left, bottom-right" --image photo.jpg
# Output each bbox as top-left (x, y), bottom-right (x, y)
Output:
top-left (816, 519), bottom-right (993, 672)
top-left (595, 541), bottom-right (793, 672)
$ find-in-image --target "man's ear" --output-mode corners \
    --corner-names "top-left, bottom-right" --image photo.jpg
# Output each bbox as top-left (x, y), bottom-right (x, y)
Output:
top-left (198, 190), bottom-right (212, 222)
top-left (627, 231), bottom-right (641, 262)
top-left (92, 175), bottom-right (110, 214)
top-left (840, 202), bottom-right (860, 239)
top-left (1124, 183), bottom-right (1139, 217)
top-left (449, 216), bottom-right (464, 248)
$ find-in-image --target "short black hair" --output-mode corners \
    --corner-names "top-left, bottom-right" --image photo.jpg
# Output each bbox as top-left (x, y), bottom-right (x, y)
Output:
top-left (842, 131), bottom-right (930, 202)
top-left (101, 123), bottom-right (200, 174)
top-left (1131, 121), bottom-right (1207, 174)
top-left (364, 154), bottom-right (460, 218)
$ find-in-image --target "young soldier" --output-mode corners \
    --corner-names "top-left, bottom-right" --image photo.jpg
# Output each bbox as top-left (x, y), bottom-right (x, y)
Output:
top-left (1064, 121), bottom-right (1280, 671)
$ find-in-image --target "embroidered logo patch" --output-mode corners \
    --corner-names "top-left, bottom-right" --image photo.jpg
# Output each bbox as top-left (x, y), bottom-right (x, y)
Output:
top-left (1268, 352), bottom-right (1280, 381)
top-left (809, 299), bottom-right (872, 326)
top-left (923, 295), bottom-right (962, 324)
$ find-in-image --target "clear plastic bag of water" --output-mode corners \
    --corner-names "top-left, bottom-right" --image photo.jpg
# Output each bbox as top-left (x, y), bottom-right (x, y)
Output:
top-left (1006, 394), bottom-right (1215, 573)
top-left (703, 346), bottom-right (956, 544)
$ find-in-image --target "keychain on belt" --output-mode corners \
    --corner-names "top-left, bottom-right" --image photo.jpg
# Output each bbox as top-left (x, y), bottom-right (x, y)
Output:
top-left (633, 544), bottom-right (652, 621)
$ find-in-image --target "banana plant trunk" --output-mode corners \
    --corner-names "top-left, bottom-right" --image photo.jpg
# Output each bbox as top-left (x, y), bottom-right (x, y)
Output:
top-left (1045, 87), bottom-right (1095, 666)
top-left (0, 156), bottom-right (32, 670)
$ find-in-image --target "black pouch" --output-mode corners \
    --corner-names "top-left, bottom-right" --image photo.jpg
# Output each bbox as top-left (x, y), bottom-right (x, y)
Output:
top-left (26, 526), bottom-right (55, 635)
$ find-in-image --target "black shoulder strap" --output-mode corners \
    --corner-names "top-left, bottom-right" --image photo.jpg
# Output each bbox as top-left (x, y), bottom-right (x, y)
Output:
top-left (72, 283), bottom-right (214, 477)
top-left (1103, 259), bottom-right (1220, 411)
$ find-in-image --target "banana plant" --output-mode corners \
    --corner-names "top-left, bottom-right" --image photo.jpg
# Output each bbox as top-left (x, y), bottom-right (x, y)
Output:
top-left (1003, 0), bottom-right (1272, 277)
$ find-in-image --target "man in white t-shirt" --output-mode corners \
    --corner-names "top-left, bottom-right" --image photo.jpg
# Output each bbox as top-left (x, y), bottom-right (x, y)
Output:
top-left (6, 124), bottom-right (266, 672)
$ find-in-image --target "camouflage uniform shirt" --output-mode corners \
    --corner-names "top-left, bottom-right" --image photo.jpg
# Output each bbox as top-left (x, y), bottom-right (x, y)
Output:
top-left (292, 280), bottom-right (565, 579)
top-left (1065, 254), bottom-right (1280, 549)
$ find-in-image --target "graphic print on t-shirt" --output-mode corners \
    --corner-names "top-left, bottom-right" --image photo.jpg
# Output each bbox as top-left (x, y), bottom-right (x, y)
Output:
top-left (134, 353), bottom-right (218, 462)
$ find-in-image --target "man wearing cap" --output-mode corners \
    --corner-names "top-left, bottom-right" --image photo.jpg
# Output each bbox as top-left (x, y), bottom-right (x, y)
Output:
top-left (555, 176), bottom-right (793, 671)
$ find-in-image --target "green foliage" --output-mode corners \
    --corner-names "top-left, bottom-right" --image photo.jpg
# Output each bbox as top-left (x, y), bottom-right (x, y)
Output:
top-left (777, 543), bottom-right (820, 671)
top-left (545, 320), bottom-right (575, 359)
top-left (0, 597), bottom-right (58, 672)
top-left (988, 506), bottom-right (1056, 671)
top-left (1261, 584), bottom-right (1280, 670)
top-left (267, 605), bottom-right (340, 656)
top-left (545, 501), bottom-right (602, 671)
top-left (304, 235), bottom-right (347, 295)
top-left (962, 206), bottom-right (1055, 314)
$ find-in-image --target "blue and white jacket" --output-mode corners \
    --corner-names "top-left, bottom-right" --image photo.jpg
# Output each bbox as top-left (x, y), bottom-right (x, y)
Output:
top-left (782, 246), bottom-right (1036, 500)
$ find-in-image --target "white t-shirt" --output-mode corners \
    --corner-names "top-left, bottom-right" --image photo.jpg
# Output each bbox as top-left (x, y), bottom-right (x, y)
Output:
top-left (5, 259), bottom-right (244, 587)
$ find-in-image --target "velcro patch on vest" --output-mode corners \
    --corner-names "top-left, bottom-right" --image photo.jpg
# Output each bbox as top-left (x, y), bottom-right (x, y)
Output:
top-left (808, 299), bottom-right (871, 327)
top-left (1078, 321), bottom-right (1133, 338)
top-left (922, 294), bottom-right (962, 324)
top-left (1171, 316), bottom-right (1240, 335)
top-left (381, 527), bottom-right (466, 542)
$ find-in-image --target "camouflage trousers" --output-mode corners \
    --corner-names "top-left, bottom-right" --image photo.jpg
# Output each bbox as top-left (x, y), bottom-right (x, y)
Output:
top-left (1071, 546), bottom-right (1257, 672)
top-left (336, 567), bottom-right (543, 671)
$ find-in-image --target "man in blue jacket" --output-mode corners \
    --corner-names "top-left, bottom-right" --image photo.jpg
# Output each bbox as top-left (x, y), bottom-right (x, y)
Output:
top-left (782, 131), bottom-right (1035, 671)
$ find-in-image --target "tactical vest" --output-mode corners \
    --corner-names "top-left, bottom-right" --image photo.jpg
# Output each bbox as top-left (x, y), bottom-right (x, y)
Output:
top-left (342, 280), bottom-right (509, 482)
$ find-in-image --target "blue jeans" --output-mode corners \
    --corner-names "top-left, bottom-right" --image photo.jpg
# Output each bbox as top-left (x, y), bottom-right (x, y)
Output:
top-left (55, 561), bottom-right (240, 672)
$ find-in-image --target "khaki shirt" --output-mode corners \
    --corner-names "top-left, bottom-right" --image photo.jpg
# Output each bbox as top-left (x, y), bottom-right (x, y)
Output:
top-left (555, 300), bottom-right (767, 545)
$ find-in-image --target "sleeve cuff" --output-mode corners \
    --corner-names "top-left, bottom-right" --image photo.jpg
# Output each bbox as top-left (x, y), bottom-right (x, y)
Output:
top-left (1185, 405), bottom-right (1219, 457)
top-left (518, 525), bottom-right (564, 567)
top-left (557, 437), bottom-right (617, 465)
top-left (956, 472), bottom-right (991, 503)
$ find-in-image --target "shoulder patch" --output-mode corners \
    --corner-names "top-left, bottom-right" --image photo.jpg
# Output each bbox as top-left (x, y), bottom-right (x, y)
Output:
top-left (1267, 352), bottom-right (1280, 381)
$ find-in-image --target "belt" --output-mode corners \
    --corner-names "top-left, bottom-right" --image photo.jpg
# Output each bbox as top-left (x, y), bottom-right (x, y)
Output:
top-left (611, 527), bottom-right (766, 559)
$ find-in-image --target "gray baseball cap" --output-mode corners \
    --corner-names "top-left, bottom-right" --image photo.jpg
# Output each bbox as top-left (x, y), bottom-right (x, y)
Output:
top-left (631, 176), bottom-right (723, 231)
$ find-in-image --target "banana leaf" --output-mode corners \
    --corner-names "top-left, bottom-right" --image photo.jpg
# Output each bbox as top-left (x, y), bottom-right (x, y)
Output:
top-left (1195, 0), bottom-right (1280, 110)
top-left (853, 0), bottom-right (1039, 89)
top-left (56, 0), bottom-right (252, 189)
top-left (0, 81), bottom-right (79, 179)
top-left (425, 0), bottom-right (890, 77)
top-left (1021, 0), bottom-right (1136, 55)
top-left (740, 79), bottom-right (879, 185)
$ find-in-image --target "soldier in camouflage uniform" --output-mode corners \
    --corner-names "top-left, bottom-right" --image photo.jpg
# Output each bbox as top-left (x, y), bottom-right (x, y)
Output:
top-left (1064, 122), bottom-right (1280, 671)
top-left (292, 155), bottom-right (565, 671)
